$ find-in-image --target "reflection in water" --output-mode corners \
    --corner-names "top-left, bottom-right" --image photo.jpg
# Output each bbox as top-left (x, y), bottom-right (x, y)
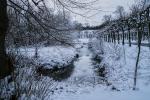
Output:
top-left (37, 62), bottom-right (75, 81)
top-left (50, 63), bottom-right (75, 81)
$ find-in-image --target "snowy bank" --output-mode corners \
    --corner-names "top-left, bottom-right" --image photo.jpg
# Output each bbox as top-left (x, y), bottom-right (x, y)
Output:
top-left (99, 42), bottom-right (150, 90)
top-left (61, 84), bottom-right (150, 100)
top-left (89, 38), bottom-right (104, 60)
top-left (50, 40), bottom-right (150, 100)
top-left (1, 46), bottom-right (77, 99)
top-left (17, 46), bottom-right (77, 69)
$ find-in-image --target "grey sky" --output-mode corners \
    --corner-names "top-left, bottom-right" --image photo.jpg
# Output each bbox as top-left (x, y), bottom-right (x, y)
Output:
top-left (71, 0), bottom-right (135, 26)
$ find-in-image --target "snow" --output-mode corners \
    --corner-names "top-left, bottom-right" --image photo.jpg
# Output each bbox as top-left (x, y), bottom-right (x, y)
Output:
top-left (18, 46), bottom-right (76, 69)
top-left (42, 38), bottom-right (149, 100)
top-left (78, 38), bottom-right (89, 44)
top-left (46, 39), bottom-right (150, 100)
top-left (90, 40), bottom-right (150, 90)
top-left (51, 84), bottom-right (150, 100)
top-left (74, 85), bottom-right (150, 100)
top-left (89, 38), bottom-right (104, 55)
top-left (1, 38), bottom-right (150, 100)
top-left (71, 44), bottom-right (94, 77)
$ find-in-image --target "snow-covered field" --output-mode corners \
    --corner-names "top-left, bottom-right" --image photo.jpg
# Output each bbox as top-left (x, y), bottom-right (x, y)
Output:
top-left (1, 38), bottom-right (150, 100)
top-left (80, 39), bottom-right (150, 100)
top-left (100, 42), bottom-right (150, 90)
top-left (1, 45), bottom-right (77, 99)
top-left (24, 40), bottom-right (150, 100)
top-left (46, 39), bottom-right (150, 100)
top-left (17, 46), bottom-right (76, 69)
top-left (60, 84), bottom-right (150, 100)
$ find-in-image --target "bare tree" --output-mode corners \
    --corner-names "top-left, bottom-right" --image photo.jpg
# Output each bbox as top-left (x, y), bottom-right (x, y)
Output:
top-left (114, 6), bottom-right (126, 45)
top-left (114, 6), bottom-right (126, 19)
top-left (0, 0), bottom-right (9, 79)
top-left (0, 0), bottom-right (98, 79)
top-left (103, 15), bottom-right (112, 23)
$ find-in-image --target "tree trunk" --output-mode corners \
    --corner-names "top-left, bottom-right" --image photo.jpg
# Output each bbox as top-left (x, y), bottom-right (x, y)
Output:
top-left (133, 43), bottom-right (141, 90)
top-left (110, 32), bottom-right (113, 42)
top-left (128, 27), bottom-right (131, 47)
top-left (148, 22), bottom-right (150, 48)
top-left (0, 0), bottom-right (9, 79)
top-left (113, 32), bottom-right (116, 44)
top-left (117, 31), bottom-right (120, 44)
top-left (122, 27), bottom-right (125, 45)
top-left (133, 23), bottom-right (142, 90)
top-left (133, 30), bottom-right (141, 90)
top-left (108, 33), bottom-right (110, 42)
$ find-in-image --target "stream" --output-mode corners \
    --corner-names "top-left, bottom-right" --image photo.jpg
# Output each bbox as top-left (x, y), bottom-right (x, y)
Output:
top-left (48, 38), bottom-right (105, 84)
top-left (70, 39), bottom-right (98, 82)
top-left (45, 38), bottom-right (111, 100)
top-left (49, 39), bottom-right (107, 100)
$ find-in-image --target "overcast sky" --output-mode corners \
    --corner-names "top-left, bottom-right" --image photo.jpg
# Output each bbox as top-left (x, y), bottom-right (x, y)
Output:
top-left (71, 0), bottom-right (135, 26)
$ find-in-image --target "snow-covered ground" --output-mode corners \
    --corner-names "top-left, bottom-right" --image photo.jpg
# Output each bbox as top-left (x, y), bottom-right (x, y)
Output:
top-left (46, 39), bottom-right (150, 100)
top-left (48, 39), bottom-right (102, 100)
top-left (1, 38), bottom-right (150, 100)
top-left (59, 84), bottom-right (150, 100)
top-left (58, 38), bottom-right (150, 100)
top-left (1, 45), bottom-right (77, 99)
top-left (100, 42), bottom-right (150, 90)
top-left (17, 46), bottom-right (76, 69)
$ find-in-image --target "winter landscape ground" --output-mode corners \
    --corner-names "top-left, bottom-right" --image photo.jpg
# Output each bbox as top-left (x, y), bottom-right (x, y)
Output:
top-left (1, 0), bottom-right (150, 100)
top-left (1, 37), bottom-right (150, 100)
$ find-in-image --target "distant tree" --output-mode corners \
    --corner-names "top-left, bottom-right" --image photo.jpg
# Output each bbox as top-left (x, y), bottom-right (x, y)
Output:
top-left (114, 6), bottom-right (126, 45)
top-left (114, 6), bottom-right (126, 19)
top-left (103, 15), bottom-right (112, 23)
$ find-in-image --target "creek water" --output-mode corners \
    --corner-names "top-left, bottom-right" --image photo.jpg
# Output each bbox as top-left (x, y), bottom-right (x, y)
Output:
top-left (53, 39), bottom-right (104, 85)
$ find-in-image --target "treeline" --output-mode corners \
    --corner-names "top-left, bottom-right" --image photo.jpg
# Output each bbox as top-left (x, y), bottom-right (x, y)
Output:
top-left (98, 0), bottom-right (150, 89)
top-left (101, 5), bottom-right (150, 47)
top-left (82, 23), bottom-right (108, 30)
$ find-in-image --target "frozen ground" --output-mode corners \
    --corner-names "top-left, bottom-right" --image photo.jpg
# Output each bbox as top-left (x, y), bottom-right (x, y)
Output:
top-left (102, 42), bottom-right (150, 89)
top-left (47, 39), bottom-right (150, 100)
top-left (62, 85), bottom-right (150, 100)
top-left (17, 46), bottom-right (76, 69)
top-left (1, 38), bottom-right (150, 100)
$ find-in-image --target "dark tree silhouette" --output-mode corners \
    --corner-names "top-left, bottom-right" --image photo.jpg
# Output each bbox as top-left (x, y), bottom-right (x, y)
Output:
top-left (0, 0), bottom-right (9, 79)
